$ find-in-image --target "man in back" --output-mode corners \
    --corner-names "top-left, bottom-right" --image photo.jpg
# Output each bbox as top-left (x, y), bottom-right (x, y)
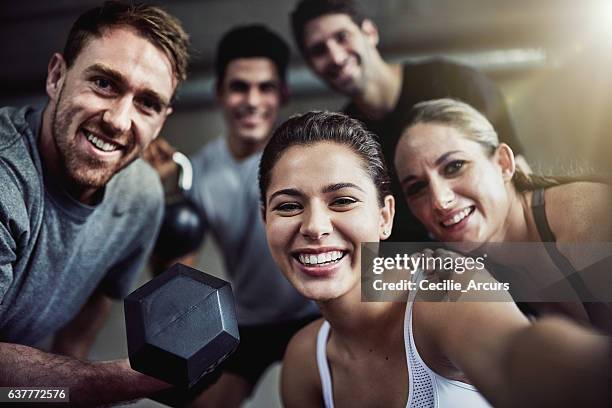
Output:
top-left (291, 0), bottom-right (528, 242)
top-left (144, 25), bottom-right (319, 407)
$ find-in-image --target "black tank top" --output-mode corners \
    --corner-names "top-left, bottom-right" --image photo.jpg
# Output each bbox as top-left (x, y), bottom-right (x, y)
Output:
top-left (531, 188), bottom-right (597, 301)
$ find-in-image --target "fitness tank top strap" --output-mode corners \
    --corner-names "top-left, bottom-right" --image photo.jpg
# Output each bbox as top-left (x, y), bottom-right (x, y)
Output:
top-left (316, 321), bottom-right (334, 408)
top-left (531, 188), bottom-right (596, 301)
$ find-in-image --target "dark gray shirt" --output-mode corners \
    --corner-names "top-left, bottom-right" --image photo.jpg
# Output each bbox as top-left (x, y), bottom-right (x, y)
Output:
top-left (0, 106), bottom-right (163, 345)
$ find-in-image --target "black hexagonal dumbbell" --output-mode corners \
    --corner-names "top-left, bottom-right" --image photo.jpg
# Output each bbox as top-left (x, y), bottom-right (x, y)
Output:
top-left (125, 263), bottom-right (239, 402)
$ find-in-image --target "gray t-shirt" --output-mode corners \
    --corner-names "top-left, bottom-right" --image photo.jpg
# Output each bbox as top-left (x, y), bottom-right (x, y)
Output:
top-left (187, 137), bottom-right (317, 325)
top-left (0, 106), bottom-right (163, 345)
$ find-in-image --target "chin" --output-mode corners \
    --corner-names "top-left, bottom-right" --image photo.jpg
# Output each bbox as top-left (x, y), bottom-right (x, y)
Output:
top-left (71, 171), bottom-right (114, 190)
top-left (238, 131), bottom-right (269, 144)
top-left (67, 158), bottom-right (125, 190)
top-left (291, 275), bottom-right (342, 302)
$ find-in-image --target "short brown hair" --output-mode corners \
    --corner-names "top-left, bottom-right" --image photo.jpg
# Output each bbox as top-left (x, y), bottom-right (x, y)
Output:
top-left (291, 0), bottom-right (365, 54)
top-left (215, 25), bottom-right (289, 88)
top-left (63, 1), bottom-right (190, 85)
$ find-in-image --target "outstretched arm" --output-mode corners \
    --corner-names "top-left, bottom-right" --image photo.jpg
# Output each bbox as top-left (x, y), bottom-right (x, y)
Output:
top-left (426, 300), bottom-right (608, 407)
top-left (422, 256), bottom-right (610, 408)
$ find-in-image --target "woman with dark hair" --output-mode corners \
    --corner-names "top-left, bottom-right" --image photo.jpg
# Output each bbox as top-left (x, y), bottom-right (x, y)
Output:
top-left (259, 110), bottom-right (608, 408)
top-left (394, 98), bottom-right (612, 332)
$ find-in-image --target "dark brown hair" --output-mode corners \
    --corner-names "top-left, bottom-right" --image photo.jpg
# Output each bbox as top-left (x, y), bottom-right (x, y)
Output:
top-left (259, 111), bottom-right (391, 208)
top-left (215, 24), bottom-right (289, 89)
top-left (290, 0), bottom-right (365, 54)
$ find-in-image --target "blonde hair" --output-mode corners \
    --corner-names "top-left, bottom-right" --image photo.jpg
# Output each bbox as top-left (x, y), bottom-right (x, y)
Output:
top-left (403, 98), bottom-right (568, 192)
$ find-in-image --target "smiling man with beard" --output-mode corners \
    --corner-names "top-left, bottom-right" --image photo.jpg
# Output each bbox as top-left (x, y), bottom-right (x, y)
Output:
top-left (290, 0), bottom-right (529, 243)
top-left (0, 1), bottom-right (191, 405)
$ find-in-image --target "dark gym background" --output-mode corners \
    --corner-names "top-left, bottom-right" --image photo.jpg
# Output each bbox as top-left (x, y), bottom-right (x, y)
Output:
top-left (2, 1), bottom-right (611, 406)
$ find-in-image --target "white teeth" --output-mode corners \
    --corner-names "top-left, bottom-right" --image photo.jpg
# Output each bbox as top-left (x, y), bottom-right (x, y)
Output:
top-left (442, 207), bottom-right (473, 227)
top-left (298, 251), bottom-right (344, 266)
top-left (84, 130), bottom-right (119, 152)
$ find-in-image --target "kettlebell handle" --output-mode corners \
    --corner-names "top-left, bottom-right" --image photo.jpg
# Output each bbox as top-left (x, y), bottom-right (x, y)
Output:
top-left (172, 152), bottom-right (193, 193)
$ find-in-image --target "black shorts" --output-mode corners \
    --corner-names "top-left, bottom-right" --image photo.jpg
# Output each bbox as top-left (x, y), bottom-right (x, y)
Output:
top-left (221, 314), bottom-right (319, 386)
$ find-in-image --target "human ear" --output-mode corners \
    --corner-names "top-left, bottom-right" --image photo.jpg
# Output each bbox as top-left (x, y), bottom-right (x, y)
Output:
top-left (361, 19), bottom-right (379, 47)
top-left (379, 194), bottom-right (395, 240)
top-left (495, 143), bottom-right (516, 182)
top-left (260, 205), bottom-right (267, 223)
top-left (46, 53), bottom-right (67, 100)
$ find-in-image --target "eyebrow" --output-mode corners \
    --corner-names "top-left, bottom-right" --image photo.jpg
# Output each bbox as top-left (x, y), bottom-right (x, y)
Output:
top-left (84, 63), bottom-right (170, 107)
top-left (267, 188), bottom-right (302, 206)
top-left (267, 182), bottom-right (365, 206)
top-left (399, 150), bottom-right (462, 186)
top-left (323, 182), bottom-right (365, 194)
top-left (306, 30), bottom-right (344, 52)
top-left (228, 78), bottom-right (279, 88)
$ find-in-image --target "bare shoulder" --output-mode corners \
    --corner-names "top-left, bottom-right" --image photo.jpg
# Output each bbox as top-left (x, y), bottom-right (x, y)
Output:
top-left (281, 318), bottom-right (325, 408)
top-left (545, 182), bottom-right (612, 241)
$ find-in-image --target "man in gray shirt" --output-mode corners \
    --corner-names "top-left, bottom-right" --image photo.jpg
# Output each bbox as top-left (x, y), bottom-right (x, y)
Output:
top-left (144, 25), bottom-right (319, 407)
top-left (0, 1), bottom-right (190, 404)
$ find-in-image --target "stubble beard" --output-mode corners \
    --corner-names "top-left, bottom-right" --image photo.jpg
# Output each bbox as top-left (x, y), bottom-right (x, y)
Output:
top-left (329, 54), bottom-right (365, 97)
top-left (51, 88), bottom-right (134, 192)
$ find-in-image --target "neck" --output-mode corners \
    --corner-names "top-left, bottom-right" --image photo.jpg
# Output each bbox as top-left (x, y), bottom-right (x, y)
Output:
top-left (503, 188), bottom-right (541, 242)
top-left (353, 61), bottom-right (403, 120)
top-left (226, 133), bottom-right (265, 161)
top-left (40, 105), bottom-right (99, 205)
top-left (480, 188), bottom-right (542, 268)
top-left (317, 283), bottom-right (404, 351)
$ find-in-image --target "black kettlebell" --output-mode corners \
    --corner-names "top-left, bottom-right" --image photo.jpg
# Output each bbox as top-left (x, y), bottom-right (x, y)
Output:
top-left (153, 152), bottom-right (207, 261)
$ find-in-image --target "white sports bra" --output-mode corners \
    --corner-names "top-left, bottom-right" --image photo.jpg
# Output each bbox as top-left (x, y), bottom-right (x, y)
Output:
top-left (315, 272), bottom-right (491, 407)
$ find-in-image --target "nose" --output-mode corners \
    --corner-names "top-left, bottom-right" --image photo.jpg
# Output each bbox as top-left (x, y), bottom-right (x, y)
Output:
top-left (430, 178), bottom-right (455, 213)
top-left (300, 203), bottom-right (333, 241)
top-left (327, 40), bottom-right (348, 66)
top-left (246, 87), bottom-right (262, 108)
top-left (102, 97), bottom-right (133, 134)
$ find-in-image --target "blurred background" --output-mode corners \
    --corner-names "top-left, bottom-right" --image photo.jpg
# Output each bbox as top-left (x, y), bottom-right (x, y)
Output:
top-left (2, 0), bottom-right (611, 406)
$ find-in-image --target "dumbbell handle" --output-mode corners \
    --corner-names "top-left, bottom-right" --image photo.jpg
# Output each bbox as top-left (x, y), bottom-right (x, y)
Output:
top-left (172, 151), bottom-right (193, 192)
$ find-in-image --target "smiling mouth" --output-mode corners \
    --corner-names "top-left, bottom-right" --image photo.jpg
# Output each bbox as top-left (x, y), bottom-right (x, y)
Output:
top-left (441, 206), bottom-right (475, 228)
top-left (295, 250), bottom-right (346, 267)
top-left (83, 129), bottom-right (122, 153)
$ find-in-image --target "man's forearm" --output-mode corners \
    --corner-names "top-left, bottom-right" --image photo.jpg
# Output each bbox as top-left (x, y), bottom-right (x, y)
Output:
top-left (0, 342), bottom-right (169, 406)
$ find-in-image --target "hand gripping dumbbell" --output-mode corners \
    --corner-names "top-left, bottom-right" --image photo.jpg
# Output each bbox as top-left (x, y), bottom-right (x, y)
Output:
top-left (124, 263), bottom-right (240, 406)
